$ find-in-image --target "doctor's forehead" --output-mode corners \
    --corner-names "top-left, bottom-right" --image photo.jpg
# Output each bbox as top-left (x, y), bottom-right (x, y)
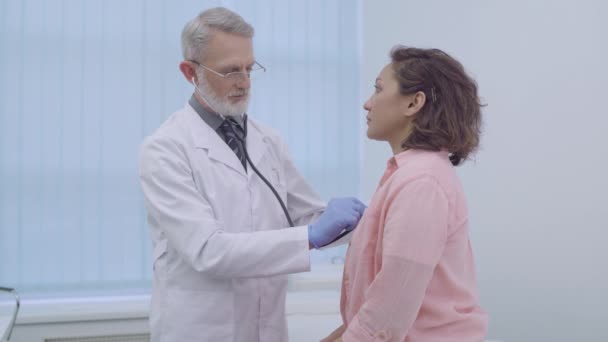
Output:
top-left (203, 31), bottom-right (254, 65)
top-left (216, 58), bottom-right (256, 70)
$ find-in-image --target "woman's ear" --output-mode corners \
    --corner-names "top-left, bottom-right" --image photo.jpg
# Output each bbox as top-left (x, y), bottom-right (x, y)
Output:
top-left (404, 91), bottom-right (426, 117)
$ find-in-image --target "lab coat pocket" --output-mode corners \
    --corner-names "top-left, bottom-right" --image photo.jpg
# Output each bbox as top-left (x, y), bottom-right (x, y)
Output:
top-left (152, 239), bottom-right (167, 272)
top-left (165, 289), bottom-right (234, 339)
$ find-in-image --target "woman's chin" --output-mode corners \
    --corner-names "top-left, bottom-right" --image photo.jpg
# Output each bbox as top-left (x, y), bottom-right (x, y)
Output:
top-left (366, 129), bottom-right (381, 140)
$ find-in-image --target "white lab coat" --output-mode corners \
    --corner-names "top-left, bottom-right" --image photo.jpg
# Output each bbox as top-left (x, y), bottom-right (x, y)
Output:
top-left (139, 103), bottom-right (325, 342)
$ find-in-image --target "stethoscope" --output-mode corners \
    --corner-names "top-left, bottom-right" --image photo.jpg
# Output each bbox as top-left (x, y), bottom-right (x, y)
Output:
top-left (192, 77), bottom-right (295, 227)
top-left (193, 80), bottom-right (350, 243)
top-left (228, 116), bottom-right (351, 244)
top-left (226, 114), bottom-right (295, 227)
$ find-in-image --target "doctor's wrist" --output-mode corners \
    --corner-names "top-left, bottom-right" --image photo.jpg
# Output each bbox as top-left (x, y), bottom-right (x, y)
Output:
top-left (307, 225), bottom-right (320, 249)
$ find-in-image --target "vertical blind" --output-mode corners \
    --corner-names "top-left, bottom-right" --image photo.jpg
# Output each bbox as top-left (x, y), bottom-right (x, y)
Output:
top-left (0, 0), bottom-right (360, 294)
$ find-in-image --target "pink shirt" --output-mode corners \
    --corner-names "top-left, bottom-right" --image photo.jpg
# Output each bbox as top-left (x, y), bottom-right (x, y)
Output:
top-left (340, 149), bottom-right (487, 342)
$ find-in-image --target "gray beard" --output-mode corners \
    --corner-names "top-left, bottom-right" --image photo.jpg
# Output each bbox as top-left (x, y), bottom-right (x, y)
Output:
top-left (196, 76), bottom-right (249, 117)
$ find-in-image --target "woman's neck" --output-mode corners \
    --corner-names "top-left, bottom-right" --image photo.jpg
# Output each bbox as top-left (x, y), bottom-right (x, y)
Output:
top-left (389, 124), bottom-right (413, 155)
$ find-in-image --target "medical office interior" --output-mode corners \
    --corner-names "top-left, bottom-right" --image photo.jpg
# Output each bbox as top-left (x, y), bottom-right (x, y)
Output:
top-left (0, 0), bottom-right (606, 341)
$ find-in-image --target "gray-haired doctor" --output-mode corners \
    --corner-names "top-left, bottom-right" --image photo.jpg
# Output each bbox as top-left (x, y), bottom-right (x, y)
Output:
top-left (138, 7), bottom-right (365, 342)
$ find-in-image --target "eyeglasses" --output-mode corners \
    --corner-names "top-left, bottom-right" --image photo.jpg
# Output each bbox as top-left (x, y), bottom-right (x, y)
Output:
top-left (189, 60), bottom-right (266, 82)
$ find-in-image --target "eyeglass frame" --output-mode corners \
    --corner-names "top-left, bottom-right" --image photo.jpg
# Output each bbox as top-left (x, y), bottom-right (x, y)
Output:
top-left (188, 60), bottom-right (266, 81)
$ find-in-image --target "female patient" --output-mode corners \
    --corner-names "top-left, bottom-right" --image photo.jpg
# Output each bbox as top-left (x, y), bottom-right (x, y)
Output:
top-left (323, 46), bottom-right (487, 341)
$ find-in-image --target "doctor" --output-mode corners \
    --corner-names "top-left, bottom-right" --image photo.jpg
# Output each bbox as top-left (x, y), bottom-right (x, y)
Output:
top-left (138, 7), bottom-right (365, 342)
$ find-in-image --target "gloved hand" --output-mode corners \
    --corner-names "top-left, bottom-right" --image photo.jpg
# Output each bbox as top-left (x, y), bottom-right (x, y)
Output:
top-left (308, 197), bottom-right (366, 249)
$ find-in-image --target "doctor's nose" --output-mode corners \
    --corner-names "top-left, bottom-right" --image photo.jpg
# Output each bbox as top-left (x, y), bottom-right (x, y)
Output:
top-left (236, 75), bottom-right (251, 90)
top-left (242, 76), bottom-right (251, 89)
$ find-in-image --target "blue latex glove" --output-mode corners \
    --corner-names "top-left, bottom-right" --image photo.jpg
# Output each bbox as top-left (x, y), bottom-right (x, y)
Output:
top-left (308, 197), bottom-right (366, 249)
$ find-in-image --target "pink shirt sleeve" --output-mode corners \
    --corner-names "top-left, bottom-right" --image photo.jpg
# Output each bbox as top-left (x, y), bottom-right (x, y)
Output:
top-left (343, 176), bottom-right (449, 341)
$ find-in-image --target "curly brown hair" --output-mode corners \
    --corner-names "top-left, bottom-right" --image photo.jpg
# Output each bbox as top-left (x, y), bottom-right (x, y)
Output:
top-left (390, 46), bottom-right (483, 166)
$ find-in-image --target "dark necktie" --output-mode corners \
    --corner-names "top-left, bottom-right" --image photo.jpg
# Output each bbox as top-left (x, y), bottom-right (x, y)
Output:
top-left (219, 118), bottom-right (247, 170)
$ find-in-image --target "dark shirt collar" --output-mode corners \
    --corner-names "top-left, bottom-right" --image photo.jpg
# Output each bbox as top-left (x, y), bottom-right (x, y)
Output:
top-left (189, 94), bottom-right (244, 130)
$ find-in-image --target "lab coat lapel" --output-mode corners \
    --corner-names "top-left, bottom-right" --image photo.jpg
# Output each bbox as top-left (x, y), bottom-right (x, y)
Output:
top-left (245, 120), bottom-right (269, 181)
top-left (186, 105), bottom-right (247, 178)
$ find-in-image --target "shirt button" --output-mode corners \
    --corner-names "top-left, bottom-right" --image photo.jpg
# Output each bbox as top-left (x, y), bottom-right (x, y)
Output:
top-left (375, 331), bottom-right (390, 341)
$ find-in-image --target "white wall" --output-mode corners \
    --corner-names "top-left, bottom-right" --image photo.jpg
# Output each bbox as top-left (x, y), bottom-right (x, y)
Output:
top-left (361, 1), bottom-right (608, 341)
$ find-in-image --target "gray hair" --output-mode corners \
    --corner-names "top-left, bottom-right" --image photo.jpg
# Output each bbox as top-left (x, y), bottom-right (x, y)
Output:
top-left (181, 7), bottom-right (254, 61)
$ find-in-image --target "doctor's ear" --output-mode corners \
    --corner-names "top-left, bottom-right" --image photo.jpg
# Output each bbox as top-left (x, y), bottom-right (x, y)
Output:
top-left (179, 61), bottom-right (197, 85)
